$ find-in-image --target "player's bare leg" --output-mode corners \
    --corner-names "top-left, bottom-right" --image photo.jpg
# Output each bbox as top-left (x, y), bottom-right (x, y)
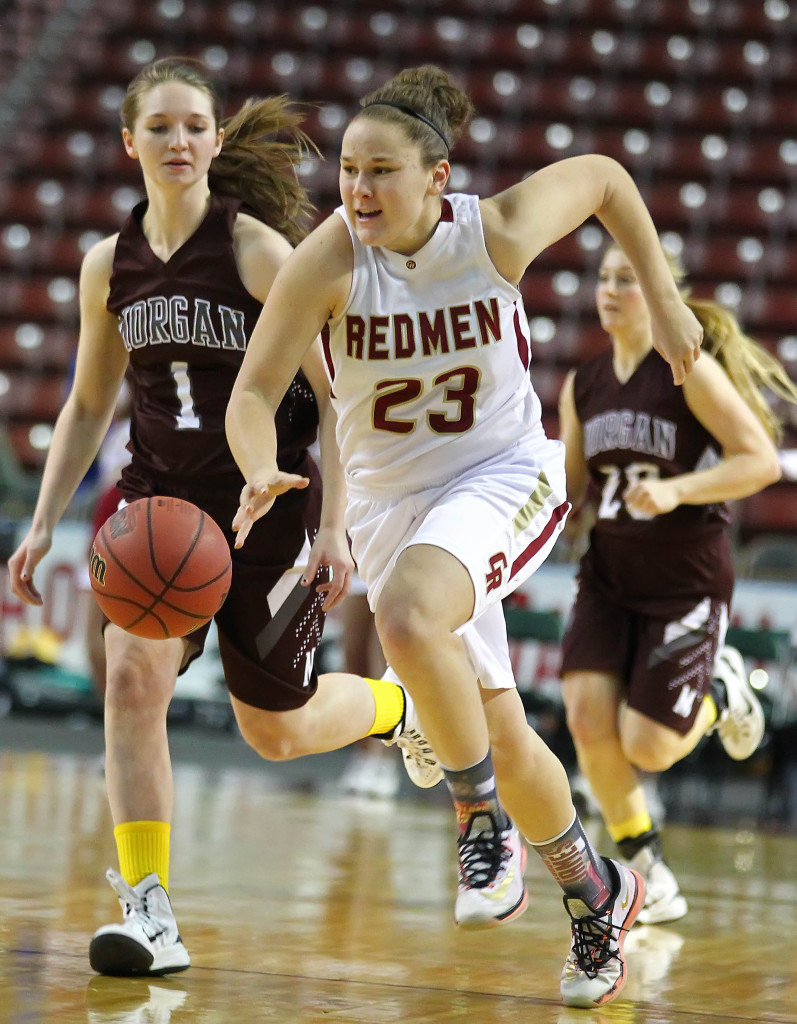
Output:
top-left (564, 672), bottom-right (686, 926)
top-left (90, 627), bottom-right (189, 977)
top-left (231, 671), bottom-right (442, 788)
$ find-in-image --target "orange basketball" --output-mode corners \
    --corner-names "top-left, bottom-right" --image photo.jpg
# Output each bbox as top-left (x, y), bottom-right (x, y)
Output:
top-left (88, 496), bottom-right (232, 639)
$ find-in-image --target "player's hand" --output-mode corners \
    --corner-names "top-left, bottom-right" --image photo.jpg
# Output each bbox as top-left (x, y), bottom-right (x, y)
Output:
top-left (623, 478), bottom-right (680, 517)
top-left (302, 526), bottom-right (355, 611)
top-left (232, 472), bottom-right (310, 548)
top-left (651, 301), bottom-right (703, 385)
top-left (7, 527), bottom-right (51, 605)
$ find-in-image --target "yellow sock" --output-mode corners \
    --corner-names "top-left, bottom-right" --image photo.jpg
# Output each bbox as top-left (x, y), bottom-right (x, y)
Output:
top-left (364, 677), bottom-right (405, 737)
top-left (607, 811), bottom-right (653, 845)
top-left (703, 693), bottom-right (718, 728)
top-left (114, 821), bottom-right (171, 892)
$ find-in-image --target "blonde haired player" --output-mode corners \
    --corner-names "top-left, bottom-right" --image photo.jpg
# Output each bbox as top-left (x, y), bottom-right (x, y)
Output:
top-left (559, 241), bottom-right (796, 925)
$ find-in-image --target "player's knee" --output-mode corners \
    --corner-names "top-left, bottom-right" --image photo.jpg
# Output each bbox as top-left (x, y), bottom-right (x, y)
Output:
top-left (375, 597), bottom-right (433, 667)
top-left (563, 698), bottom-right (613, 747)
top-left (236, 708), bottom-right (312, 761)
top-left (105, 661), bottom-right (166, 714)
top-left (621, 733), bottom-right (677, 773)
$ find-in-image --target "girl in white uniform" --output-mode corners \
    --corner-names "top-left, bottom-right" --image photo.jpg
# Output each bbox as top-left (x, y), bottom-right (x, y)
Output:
top-left (227, 65), bottom-right (702, 1009)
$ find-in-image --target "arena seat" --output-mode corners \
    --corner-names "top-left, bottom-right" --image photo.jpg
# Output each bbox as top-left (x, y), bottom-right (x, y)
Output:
top-left (739, 483), bottom-right (797, 541)
top-left (6, 422), bottom-right (48, 471)
top-left (0, 422), bottom-right (43, 507)
top-left (0, 323), bottom-right (75, 373)
top-left (528, 364), bottom-right (567, 414)
top-left (0, 276), bottom-right (79, 324)
top-left (0, 371), bottom-right (65, 421)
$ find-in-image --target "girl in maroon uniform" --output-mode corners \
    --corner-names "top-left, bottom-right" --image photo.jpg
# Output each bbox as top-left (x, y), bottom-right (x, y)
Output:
top-left (559, 242), bottom-right (797, 924)
top-left (7, 58), bottom-right (439, 978)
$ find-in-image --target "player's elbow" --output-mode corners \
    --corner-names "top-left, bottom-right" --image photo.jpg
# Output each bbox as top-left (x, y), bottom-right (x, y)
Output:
top-left (763, 448), bottom-right (783, 487)
top-left (750, 444), bottom-right (783, 491)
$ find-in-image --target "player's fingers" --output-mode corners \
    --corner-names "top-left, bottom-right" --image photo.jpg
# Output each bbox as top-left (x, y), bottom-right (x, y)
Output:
top-left (24, 564), bottom-right (43, 602)
top-left (328, 566), bottom-right (354, 610)
top-left (231, 503), bottom-right (248, 529)
top-left (259, 474), bottom-right (309, 498)
top-left (301, 547), bottom-right (324, 585)
top-left (318, 581), bottom-right (344, 611)
top-left (10, 572), bottom-right (42, 605)
top-left (670, 360), bottom-right (686, 386)
top-left (278, 474), bottom-right (310, 493)
top-left (238, 483), bottom-right (255, 510)
top-left (232, 516), bottom-right (252, 549)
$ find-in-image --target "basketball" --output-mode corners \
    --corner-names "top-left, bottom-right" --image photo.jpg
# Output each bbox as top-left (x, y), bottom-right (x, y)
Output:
top-left (88, 496), bottom-right (232, 639)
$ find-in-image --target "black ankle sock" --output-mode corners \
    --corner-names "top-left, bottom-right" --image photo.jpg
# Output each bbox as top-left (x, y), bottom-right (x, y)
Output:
top-left (617, 828), bottom-right (662, 862)
top-left (709, 675), bottom-right (728, 716)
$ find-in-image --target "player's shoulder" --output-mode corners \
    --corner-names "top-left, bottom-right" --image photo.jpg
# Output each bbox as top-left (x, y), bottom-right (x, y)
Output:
top-left (285, 212), bottom-right (353, 288)
top-left (681, 347), bottom-right (728, 397)
top-left (80, 232), bottom-right (119, 288)
top-left (233, 210), bottom-right (293, 264)
top-left (231, 211), bottom-right (296, 302)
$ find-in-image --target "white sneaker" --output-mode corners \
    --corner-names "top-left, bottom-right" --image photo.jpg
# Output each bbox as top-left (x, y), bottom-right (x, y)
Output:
top-left (629, 845), bottom-right (688, 925)
top-left (338, 749), bottom-right (400, 799)
top-left (381, 687), bottom-right (443, 788)
top-left (712, 645), bottom-right (766, 760)
top-left (454, 813), bottom-right (528, 928)
top-left (560, 858), bottom-right (645, 1007)
top-left (89, 870), bottom-right (190, 976)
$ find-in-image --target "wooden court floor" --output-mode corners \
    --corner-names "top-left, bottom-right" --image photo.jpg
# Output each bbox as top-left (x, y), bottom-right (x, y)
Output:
top-left (1, 747), bottom-right (796, 1024)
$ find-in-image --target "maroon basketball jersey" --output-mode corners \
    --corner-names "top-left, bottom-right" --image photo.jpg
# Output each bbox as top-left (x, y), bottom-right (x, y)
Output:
top-left (107, 194), bottom-right (318, 486)
top-left (572, 347), bottom-right (731, 543)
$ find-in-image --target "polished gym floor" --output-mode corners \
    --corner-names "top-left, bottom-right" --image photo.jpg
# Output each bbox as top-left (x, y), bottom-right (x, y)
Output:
top-left (0, 719), bottom-right (795, 1024)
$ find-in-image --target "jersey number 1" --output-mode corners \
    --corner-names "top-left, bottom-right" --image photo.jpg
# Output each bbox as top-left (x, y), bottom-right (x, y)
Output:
top-left (170, 361), bottom-right (201, 430)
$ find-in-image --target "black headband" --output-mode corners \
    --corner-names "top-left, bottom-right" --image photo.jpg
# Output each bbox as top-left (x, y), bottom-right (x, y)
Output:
top-left (363, 100), bottom-right (450, 154)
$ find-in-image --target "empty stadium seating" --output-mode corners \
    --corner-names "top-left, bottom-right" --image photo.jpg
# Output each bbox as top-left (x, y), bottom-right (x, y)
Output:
top-left (0, 0), bottom-right (794, 543)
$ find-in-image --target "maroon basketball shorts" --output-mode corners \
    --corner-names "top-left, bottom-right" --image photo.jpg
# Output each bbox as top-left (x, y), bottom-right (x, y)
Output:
top-left (561, 584), bottom-right (730, 735)
top-left (121, 463), bottom-right (325, 712)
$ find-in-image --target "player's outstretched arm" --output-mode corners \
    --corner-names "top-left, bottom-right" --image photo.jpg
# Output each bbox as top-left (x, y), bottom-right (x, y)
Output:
top-left (226, 215), bottom-right (353, 545)
top-left (482, 154), bottom-right (703, 384)
top-left (7, 237), bottom-right (129, 603)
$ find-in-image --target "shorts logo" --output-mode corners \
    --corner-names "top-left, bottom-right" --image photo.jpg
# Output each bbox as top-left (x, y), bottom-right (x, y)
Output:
top-left (673, 684), bottom-right (700, 718)
top-left (485, 552), bottom-right (508, 593)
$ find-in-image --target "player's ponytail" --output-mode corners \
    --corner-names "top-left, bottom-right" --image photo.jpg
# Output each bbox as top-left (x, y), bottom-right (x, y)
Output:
top-left (212, 96), bottom-right (317, 247)
top-left (358, 65), bottom-right (475, 165)
top-left (683, 294), bottom-right (797, 443)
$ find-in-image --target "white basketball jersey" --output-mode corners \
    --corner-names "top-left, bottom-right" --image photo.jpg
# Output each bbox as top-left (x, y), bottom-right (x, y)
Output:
top-left (321, 193), bottom-right (544, 498)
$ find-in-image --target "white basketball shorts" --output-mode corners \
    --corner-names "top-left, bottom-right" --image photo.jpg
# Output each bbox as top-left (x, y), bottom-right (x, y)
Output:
top-left (345, 436), bottom-right (569, 690)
